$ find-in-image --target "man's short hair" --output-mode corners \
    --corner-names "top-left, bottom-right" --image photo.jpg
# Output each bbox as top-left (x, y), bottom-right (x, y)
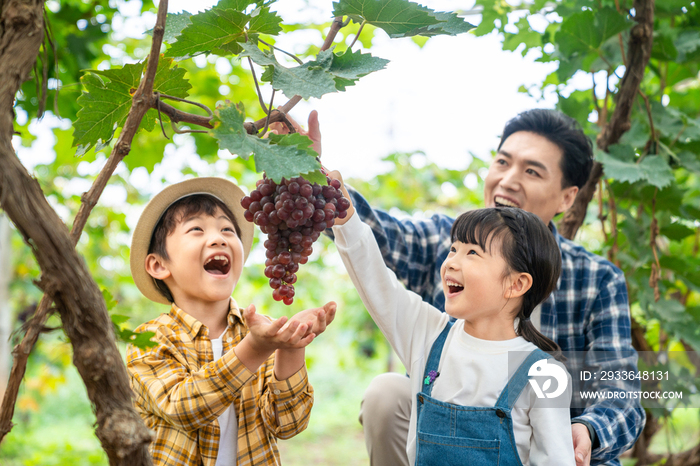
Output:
top-left (498, 109), bottom-right (594, 189)
top-left (147, 194), bottom-right (240, 302)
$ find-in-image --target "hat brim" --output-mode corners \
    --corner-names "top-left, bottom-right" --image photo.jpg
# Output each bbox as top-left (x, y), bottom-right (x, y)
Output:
top-left (130, 177), bottom-right (254, 304)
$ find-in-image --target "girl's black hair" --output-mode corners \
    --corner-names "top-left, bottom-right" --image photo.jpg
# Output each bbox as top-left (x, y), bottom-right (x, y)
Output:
top-left (450, 207), bottom-right (563, 360)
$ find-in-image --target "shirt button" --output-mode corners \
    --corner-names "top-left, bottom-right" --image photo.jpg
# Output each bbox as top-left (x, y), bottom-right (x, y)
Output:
top-left (273, 389), bottom-right (281, 395)
top-left (226, 337), bottom-right (232, 343)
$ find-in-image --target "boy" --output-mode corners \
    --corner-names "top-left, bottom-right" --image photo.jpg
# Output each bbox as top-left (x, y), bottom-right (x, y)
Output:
top-left (126, 177), bottom-right (336, 466)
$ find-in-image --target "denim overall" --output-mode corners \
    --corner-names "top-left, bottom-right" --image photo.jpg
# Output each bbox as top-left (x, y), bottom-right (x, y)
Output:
top-left (415, 321), bottom-right (552, 466)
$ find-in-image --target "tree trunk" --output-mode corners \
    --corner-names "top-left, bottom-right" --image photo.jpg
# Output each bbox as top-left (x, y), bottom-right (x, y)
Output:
top-left (558, 0), bottom-right (655, 240)
top-left (0, 1), bottom-right (152, 464)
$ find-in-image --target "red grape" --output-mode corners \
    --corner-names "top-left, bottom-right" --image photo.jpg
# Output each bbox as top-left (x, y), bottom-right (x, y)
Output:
top-left (242, 174), bottom-right (351, 305)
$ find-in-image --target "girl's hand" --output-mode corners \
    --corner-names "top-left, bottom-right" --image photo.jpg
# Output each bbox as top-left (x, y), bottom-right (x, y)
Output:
top-left (243, 304), bottom-right (315, 352)
top-left (326, 170), bottom-right (355, 225)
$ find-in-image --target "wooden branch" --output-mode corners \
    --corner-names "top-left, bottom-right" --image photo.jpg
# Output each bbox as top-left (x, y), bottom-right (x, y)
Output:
top-left (558, 0), bottom-right (655, 240)
top-left (0, 0), bottom-right (172, 463)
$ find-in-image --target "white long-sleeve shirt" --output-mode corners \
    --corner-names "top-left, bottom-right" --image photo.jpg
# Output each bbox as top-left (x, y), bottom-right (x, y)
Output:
top-left (333, 214), bottom-right (575, 466)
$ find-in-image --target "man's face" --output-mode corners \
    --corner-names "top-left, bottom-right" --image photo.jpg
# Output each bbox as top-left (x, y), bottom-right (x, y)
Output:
top-left (483, 131), bottom-right (579, 225)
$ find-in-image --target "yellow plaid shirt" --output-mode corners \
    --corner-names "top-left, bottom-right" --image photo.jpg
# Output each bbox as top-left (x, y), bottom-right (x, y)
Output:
top-left (126, 300), bottom-right (313, 466)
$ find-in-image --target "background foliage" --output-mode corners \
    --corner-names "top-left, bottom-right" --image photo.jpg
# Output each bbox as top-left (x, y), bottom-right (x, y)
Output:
top-left (2, 0), bottom-right (700, 464)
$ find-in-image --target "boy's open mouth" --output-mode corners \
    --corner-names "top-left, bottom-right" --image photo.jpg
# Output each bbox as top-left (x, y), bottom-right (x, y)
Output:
top-left (204, 255), bottom-right (231, 275)
top-left (446, 279), bottom-right (464, 294)
top-left (494, 195), bottom-right (519, 208)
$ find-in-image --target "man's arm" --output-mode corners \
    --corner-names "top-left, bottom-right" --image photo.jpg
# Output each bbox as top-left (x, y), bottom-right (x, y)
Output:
top-left (573, 271), bottom-right (646, 464)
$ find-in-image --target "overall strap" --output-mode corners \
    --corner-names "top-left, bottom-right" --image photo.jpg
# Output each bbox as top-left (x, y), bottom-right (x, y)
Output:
top-left (421, 320), bottom-right (454, 396)
top-left (495, 348), bottom-right (552, 410)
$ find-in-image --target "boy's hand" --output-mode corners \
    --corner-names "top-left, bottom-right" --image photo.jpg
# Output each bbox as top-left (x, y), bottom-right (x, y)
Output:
top-left (268, 110), bottom-right (322, 156)
top-left (243, 304), bottom-right (315, 352)
top-left (287, 301), bottom-right (337, 338)
top-left (326, 170), bottom-right (355, 225)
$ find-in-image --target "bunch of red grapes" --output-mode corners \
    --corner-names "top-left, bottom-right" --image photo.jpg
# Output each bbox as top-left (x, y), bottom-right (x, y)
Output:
top-left (241, 174), bottom-right (351, 305)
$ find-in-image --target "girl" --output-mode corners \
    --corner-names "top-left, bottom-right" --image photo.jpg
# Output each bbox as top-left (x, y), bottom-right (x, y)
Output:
top-left (332, 183), bottom-right (575, 466)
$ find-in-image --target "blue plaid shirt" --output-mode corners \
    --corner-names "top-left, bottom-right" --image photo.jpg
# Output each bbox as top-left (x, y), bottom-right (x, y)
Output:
top-left (333, 189), bottom-right (645, 466)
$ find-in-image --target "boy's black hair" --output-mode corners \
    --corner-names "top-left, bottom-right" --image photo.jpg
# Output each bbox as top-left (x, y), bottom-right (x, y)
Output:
top-left (498, 109), bottom-right (594, 190)
top-left (148, 194), bottom-right (241, 303)
top-left (450, 207), bottom-right (563, 359)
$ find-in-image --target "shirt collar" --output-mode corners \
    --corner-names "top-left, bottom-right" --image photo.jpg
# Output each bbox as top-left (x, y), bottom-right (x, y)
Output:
top-left (169, 298), bottom-right (243, 339)
top-left (548, 221), bottom-right (564, 247)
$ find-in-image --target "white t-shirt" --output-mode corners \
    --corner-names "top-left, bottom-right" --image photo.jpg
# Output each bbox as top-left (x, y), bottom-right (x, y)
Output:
top-left (211, 334), bottom-right (238, 465)
top-left (333, 214), bottom-right (575, 466)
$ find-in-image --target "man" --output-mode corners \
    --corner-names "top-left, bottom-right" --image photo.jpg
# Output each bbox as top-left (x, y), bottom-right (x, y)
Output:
top-left (283, 109), bottom-right (645, 466)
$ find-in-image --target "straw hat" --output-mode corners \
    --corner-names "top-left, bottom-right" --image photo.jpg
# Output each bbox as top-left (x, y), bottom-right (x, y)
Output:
top-left (130, 177), bottom-right (254, 304)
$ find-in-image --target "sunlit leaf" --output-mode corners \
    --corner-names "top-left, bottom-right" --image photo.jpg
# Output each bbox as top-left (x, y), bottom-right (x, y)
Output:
top-left (557, 8), bottom-right (632, 56)
top-left (72, 58), bottom-right (191, 155)
top-left (332, 0), bottom-right (472, 38)
top-left (597, 148), bottom-right (674, 188)
top-left (164, 2), bottom-right (282, 59)
top-left (209, 101), bottom-right (322, 182)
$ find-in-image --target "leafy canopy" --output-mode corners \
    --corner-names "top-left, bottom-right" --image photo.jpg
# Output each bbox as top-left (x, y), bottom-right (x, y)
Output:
top-left (71, 0), bottom-right (469, 181)
top-left (72, 57), bottom-right (190, 155)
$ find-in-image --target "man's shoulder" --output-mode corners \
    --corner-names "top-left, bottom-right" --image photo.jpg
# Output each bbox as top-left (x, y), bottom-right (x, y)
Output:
top-left (556, 233), bottom-right (624, 280)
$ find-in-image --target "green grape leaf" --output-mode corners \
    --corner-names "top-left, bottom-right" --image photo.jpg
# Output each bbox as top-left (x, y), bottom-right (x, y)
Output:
top-left (640, 156), bottom-right (675, 189)
top-left (210, 102), bottom-right (322, 182)
top-left (165, 8), bottom-right (249, 59)
top-left (164, 2), bottom-right (282, 59)
top-left (146, 12), bottom-right (192, 43)
top-left (651, 101), bottom-right (685, 138)
top-left (420, 11), bottom-right (475, 36)
top-left (73, 58), bottom-right (191, 155)
top-left (597, 148), bottom-right (674, 188)
top-left (650, 299), bottom-right (688, 323)
top-left (102, 288), bottom-right (118, 311)
top-left (241, 43), bottom-right (338, 99)
top-left (660, 223), bottom-right (696, 241)
top-left (72, 63), bottom-right (144, 154)
top-left (267, 133), bottom-right (326, 184)
top-left (239, 40), bottom-right (277, 66)
top-left (267, 132), bottom-right (318, 157)
top-left (678, 151), bottom-right (700, 173)
top-left (557, 8), bottom-right (632, 56)
top-left (152, 56), bottom-right (192, 100)
top-left (248, 5), bottom-right (284, 35)
top-left (242, 44), bottom-right (388, 97)
top-left (333, 0), bottom-right (471, 38)
top-left (110, 314), bottom-right (130, 326)
top-left (473, 0), bottom-right (509, 36)
top-left (119, 329), bottom-right (158, 350)
top-left (329, 49), bottom-right (390, 81)
top-left (676, 30), bottom-right (700, 61)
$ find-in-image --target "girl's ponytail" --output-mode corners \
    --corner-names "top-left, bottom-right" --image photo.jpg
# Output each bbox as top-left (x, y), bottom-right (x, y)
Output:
top-left (517, 316), bottom-right (564, 361)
